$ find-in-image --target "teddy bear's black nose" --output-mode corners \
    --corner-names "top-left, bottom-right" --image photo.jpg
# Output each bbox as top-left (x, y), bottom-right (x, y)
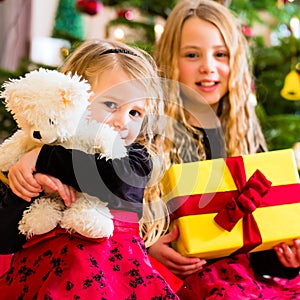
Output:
top-left (33, 131), bottom-right (42, 140)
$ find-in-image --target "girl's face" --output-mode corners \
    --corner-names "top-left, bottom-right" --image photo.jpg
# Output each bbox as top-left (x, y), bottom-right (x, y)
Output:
top-left (178, 17), bottom-right (230, 112)
top-left (89, 69), bottom-right (147, 146)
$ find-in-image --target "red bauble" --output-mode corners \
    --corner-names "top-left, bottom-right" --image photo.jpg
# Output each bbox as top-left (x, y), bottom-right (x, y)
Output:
top-left (117, 9), bottom-right (126, 18)
top-left (75, 0), bottom-right (103, 16)
top-left (242, 25), bottom-right (253, 37)
top-left (76, 0), bottom-right (85, 12)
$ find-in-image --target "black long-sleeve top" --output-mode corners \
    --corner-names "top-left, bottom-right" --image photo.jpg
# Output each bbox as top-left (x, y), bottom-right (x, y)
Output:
top-left (35, 143), bottom-right (152, 218)
top-left (0, 143), bottom-right (152, 254)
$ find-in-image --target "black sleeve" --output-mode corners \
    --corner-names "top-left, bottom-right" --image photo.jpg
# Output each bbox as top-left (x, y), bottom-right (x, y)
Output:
top-left (250, 250), bottom-right (300, 279)
top-left (0, 181), bottom-right (29, 254)
top-left (36, 143), bottom-right (152, 216)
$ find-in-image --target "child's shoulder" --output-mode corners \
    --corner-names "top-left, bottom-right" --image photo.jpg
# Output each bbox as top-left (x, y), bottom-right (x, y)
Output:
top-left (128, 143), bottom-right (149, 155)
top-left (127, 143), bottom-right (152, 173)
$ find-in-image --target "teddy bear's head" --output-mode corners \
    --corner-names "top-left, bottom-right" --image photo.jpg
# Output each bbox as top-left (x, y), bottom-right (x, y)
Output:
top-left (1, 68), bottom-right (92, 144)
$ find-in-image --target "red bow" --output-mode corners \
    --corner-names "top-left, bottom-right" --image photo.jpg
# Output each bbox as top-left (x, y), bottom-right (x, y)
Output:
top-left (214, 169), bottom-right (272, 231)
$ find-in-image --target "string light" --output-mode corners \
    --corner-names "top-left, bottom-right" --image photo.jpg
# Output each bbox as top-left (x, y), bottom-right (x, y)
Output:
top-left (290, 16), bottom-right (300, 38)
top-left (114, 28), bottom-right (125, 41)
top-left (154, 24), bottom-right (164, 42)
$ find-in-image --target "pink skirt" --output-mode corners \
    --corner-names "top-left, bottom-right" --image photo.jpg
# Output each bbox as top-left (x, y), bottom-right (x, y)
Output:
top-left (177, 253), bottom-right (300, 300)
top-left (0, 254), bottom-right (12, 276)
top-left (0, 211), bottom-right (178, 299)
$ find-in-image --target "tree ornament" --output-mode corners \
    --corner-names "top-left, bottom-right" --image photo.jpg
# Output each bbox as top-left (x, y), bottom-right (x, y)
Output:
top-left (116, 8), bottom-right (126, 18)
top-left (280, 69), bottom-right (300, 100)
top-left (242, 25), bottom-right (253, 37)
top-left (76, 0), bottom-right (103, 16)
top-left (296, 63), bottom-right (300, 75)
top-left (53, 0), bottom-right (85, 42)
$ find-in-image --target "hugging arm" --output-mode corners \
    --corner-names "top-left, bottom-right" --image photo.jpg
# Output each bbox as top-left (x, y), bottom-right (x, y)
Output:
top-left (8, 147), bottom-right (76, 206)
top-left (10, 144), bottom-right (152, 216)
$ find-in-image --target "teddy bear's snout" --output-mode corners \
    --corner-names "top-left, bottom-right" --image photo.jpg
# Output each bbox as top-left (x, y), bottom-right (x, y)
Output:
top-left (33, 131), bottom-right (42, 140)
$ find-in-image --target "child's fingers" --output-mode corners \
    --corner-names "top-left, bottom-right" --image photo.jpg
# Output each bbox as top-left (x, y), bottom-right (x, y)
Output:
top-left (34, 174), bottom-right (76, 207)
top-left (69, 187), bottom-right (77, 203)
top-left (8, 176), bottom-right (40, 201)
top-left (274, 245), bottom-right (289, 266)
top-left (275, 243), bottom-right (300, 268)
top-left (62, 186), bottom-right (77, 206)
top-left (50, 178), bottom-right (74, 207)
top-left (8, 171), bottom-right (41, 201)
top-left (9, 165), bottom-right (41, 191)
top-left (34, 173), bottom-right (58, 192)
top-left (292, 239), bottom-right (300, 265)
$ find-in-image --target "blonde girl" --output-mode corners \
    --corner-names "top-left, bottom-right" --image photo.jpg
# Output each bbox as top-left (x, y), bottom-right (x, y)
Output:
top-left (58, 40), bottom-right (169, 248)
top-left (156, 0), bottom-right (266, 165)
top-left (1, 40), bottom-right (178, 299)
top-left (149, 0), bottom-right (300, 299)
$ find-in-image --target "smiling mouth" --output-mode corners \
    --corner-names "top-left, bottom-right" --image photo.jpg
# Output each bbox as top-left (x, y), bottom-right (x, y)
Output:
top-left (196, 82), bottom-right (217, 87)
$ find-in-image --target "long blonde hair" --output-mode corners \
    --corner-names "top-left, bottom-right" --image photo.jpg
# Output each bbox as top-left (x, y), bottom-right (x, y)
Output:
top-left (155, 0), bottom-right (266, 161)
top-left (60, 39), bottom-right (169, 247)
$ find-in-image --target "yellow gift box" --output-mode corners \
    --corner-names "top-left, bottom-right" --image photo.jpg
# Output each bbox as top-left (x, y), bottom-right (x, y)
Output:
top-left (161, 149), bottom-right (300, 259)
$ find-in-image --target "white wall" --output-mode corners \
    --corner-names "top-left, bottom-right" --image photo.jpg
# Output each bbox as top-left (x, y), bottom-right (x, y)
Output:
top-left (31, 0), bottom-right (58, 38)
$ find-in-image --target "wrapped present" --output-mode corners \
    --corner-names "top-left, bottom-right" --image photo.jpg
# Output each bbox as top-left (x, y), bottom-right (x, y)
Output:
top-left (161, 149), bottom-right (300, 259)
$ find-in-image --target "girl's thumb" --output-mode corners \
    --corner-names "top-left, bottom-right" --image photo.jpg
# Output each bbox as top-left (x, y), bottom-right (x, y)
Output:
top-left (167, 225), bottom-right (179, 243)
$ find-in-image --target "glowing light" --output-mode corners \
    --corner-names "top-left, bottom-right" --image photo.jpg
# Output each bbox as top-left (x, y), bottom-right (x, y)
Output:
top-left (290, 17), bottom-right (300, 38)
top-left (249, 92), bottom-right (257, 106)
top-left (114, 28), bottom-right (125, 41)
top-left (154, 24), bottom-right (164, 42)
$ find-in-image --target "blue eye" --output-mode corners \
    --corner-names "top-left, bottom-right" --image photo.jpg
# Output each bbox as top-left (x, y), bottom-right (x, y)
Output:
top-left (104, 101), bottom-right (117, 109)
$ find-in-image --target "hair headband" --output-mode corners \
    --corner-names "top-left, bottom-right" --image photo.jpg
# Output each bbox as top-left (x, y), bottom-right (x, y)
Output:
top-left (100, 48), bottom-right (139, 57)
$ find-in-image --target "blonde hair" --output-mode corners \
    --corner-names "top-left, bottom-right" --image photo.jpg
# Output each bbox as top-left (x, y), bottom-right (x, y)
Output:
top-left (60, 39), bottom-right (169, 247)
top-left (155, 0), bottom-right (266, 161)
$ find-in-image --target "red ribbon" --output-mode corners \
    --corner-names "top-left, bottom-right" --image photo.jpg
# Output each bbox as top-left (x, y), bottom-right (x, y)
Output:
top-left (214, 158), bottom-right (272, 232)
top-left (167, 156), bottom-right (300, 255)
top-left (216, 157), bottom-right (272, 254)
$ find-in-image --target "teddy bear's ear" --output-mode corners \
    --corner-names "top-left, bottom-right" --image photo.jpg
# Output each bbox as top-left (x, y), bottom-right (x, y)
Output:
top-left (0, 79), bottom-right (16, 105)
top-left (1, 87), bottom-right (22, 113)
top-left (1, 68), bottom-right (93, 120)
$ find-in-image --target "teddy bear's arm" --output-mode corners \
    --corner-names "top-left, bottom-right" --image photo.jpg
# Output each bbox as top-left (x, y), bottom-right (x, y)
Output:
top-left (0, 130), bottom-right (40, 172)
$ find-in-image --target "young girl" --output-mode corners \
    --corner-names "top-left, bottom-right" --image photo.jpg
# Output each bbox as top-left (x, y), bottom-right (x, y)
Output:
top-left (149, 0), bottom-right (300, 299)
top-left (1, 40), bottom-right (179, 299)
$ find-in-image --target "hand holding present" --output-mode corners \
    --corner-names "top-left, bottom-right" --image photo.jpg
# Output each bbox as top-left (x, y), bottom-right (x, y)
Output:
top-left (275, 239), bottom-right (300, 268)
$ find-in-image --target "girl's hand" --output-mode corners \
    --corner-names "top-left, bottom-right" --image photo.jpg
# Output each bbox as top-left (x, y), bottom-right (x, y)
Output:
top-left (8, 148), bottom-right (42, 201)
top-left (34, 173), bottom-right (77, 207)
top-left (274, 239), bottom-right (300, 268)
top-left (148, 225), bottom-right (207, 277)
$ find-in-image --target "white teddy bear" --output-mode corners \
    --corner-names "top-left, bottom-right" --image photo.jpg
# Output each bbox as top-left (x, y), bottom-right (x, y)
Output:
top-left (0, 68), bottom-right (127, 239)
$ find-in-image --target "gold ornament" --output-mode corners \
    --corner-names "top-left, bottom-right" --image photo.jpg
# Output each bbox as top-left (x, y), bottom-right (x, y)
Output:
top-left (280, 69), bottom-right (300, 100)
